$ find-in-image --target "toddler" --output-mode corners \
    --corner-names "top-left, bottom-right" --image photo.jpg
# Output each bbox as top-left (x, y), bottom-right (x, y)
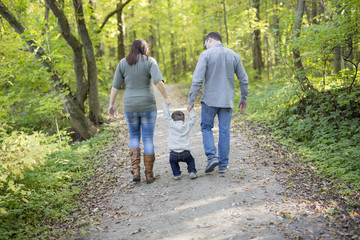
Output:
top-left (163, 102), bottom-right (197, 180)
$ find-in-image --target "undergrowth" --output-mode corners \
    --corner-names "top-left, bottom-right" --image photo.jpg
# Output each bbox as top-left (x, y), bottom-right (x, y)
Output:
top-left (0, 125), bottom-right (114, 239)
top-left (235, 79), bottom-right (360, 195)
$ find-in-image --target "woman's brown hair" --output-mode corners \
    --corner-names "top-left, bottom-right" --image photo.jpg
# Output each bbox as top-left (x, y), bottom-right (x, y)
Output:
top-left (126, 39), bottom-right (150, 66)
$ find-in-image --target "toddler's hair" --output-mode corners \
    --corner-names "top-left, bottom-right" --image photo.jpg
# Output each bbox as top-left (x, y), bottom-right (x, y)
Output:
top-left (171, 111), bottom-right (185, 121)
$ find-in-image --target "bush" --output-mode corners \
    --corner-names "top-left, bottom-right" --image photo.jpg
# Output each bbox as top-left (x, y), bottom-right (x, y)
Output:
top-left (235, 81), bottom-right (360, 192)
top-left (0, 126), bottom-right (114, 239)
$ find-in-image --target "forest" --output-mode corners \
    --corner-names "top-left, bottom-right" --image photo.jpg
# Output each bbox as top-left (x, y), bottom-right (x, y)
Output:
top-left (0, 0), bottom-right (359, 238)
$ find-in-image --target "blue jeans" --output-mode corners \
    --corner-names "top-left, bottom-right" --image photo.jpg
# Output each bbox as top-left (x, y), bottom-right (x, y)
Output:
top-left (124, 111), bottom-right (157, 155)
top-left (169, 150), bottom-right (197, 177)
top-left (201, 103), bottom-right (233, 167)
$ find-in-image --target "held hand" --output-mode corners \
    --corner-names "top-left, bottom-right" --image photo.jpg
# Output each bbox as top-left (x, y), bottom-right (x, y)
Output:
top-left (187, 105), bottom-right (194, 112)
top-left (238, 101), bottom-right (247, 113)
top-left (165, 98), bottom-right (171, 106)
top-left (108, 105), bottom-right (116, 118)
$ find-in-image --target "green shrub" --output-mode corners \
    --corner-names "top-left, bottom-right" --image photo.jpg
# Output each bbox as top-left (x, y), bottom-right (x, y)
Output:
top-left (0, 125), bottom-right (114, 239)
top-left (235, 80), bottom-right (360, 192)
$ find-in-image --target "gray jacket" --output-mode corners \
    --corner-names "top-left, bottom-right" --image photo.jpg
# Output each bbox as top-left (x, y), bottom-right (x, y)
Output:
top-left (163, 102), bottom-right (196, 152)
top-left (188, 44), bottom-right (248, 108)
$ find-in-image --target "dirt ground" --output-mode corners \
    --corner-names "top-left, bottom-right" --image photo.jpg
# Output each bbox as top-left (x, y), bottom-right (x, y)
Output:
top-left (83, 85), bottom-right (344, 240)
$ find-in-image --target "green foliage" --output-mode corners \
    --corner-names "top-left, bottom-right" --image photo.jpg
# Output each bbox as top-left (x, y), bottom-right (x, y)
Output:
top-left (0, 125), bottom-right (114, 239)
top-left (236, 80), bottom-right (360, 193)
top-left (0, 19), bottom-right (70, 135)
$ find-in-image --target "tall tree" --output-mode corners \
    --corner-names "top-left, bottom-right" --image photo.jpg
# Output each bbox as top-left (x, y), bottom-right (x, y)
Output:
top-left (222, 0), bottom-right (228, 45)
top-left (45, 0), bottom-right (104, 126)
top-left (72, 0), bottom-right (103, 125)
top-left (117, 0), bottom-right (126, 60)
top-left (252, 0), bottom-right (263, 79)
top-left (292, 0), bottom-right (315, 91)
top-left (167, 0), bottom-right (176, 82)
top-left (0, 0), bottom-right (97, 139)
top-left (333, 3), bottom-right (342, 73)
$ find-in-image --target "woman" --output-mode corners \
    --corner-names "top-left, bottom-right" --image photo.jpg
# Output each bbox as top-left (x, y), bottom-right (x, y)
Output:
top-left (108, 39), bottom-right (170, 184)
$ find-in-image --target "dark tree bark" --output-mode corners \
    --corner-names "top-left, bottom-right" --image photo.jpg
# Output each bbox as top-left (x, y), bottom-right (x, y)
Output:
top-left (168, 0), bottom-right (176, 82)
top-left (222, 0), bottom-right (228, 45)
top-left (344, 36), bottom-right (354, 71)
top-left (117, 0), bottom-right (125, 61)
top-left (148, 0), bottom-right (159, 61)
top-left (333, 4), bottom-right (342, 74)
top-left (252, 0), bottom-right (263, 79)
top-left (89, 0), bottom-right (104, 57)
top-left (0, 0), bottom-right (96, 139)
top-left (311, 0), bottom-right (318, 24)
top-left (45, 0), bottom-right (88, 110)
top-left (73, 0), bottom-right (103, 125)
top-left (292, 0), bottom-right (315, 91)
top-left (273, 0), bottom-right (281, 65)
top-left (334, 45), bottom-right (342, 73)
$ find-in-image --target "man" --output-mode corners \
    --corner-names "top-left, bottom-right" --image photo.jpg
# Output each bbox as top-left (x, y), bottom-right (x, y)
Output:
top-left (187, 31), bottom-right (248, 174)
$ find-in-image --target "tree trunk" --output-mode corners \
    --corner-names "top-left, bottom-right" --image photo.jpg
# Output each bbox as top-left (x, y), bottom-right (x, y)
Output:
top-left (157, 23), bottom-right (166, 76)
top-left (148, 0), bottom-right (158, 61)
top-left (334, 45), bottom-right (342, 73)
top-left (292, 0), bottom-right (315, 91)
top-left (117, 0), bottom-right (125, 61)
top-left (333, 4), bottom-right (342, 74)
top-left (45, 0), bottom-right (88, 110)
top-left (252, 0), bottom-right (263, 80)
top-left (73, 0), bottom-right (103, 125)
top-left (89, 0), bottom-right (104, 58)
top-left (273, 0), bottom-right (281, 65)
top-left (0, 0), bottom-right (96, 139)
top-left (222, 0), bottom-right (229, 45)
top-left (344, 36), bottom-right (354, 71)
top-left (311, 0), bottom-right (318, 24)
top-left (168, 0), bottom-right (176, 82)
top-left (217, 0), bottom-right (222, 35)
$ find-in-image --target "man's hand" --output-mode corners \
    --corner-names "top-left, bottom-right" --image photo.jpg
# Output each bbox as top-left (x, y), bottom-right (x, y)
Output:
top-left (108, 105), bottom-right (116, 118)
top-left (165, 98), bottom-right (171, 106)
top-left (187, 105), bottom-right (194, 112)
top-left (238, 101), bottom-right (247, 113)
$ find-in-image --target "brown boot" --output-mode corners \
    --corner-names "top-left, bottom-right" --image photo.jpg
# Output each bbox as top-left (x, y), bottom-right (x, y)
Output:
top-left (144, 153), bottom-right (156, 184)
top-left (130, 148), bottom-right (141, 182)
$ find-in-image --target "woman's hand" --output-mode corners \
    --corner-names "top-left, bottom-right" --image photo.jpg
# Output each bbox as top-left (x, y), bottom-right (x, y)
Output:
top-left (108, 105), bottom-right (116, 118)
top-left (238, 101), bottom-right (247, 113)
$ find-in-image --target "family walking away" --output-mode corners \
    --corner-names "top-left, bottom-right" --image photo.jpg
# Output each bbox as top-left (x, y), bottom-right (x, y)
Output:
top-left (108, 39), bottom-right (170, 184)
top-left (188, 31), bottom-right (249, 174)
top-left (163, 102), bottom-right (197, 180)
top-left (108, 31), bottom-right (248, 183)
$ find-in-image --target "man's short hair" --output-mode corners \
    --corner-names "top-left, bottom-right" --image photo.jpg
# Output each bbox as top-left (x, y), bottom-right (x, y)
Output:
top-left (205, 31), bottom-right (222, 42)
top-left (171, 111), bottom-right (185, 121)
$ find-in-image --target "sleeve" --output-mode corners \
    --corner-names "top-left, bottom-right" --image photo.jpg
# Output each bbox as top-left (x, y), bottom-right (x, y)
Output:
top-left (235, 54), bottom-right (249, 103)
top-left (162, 102), bottom-right (174, 127)
top-left (149, 57), bottom-right (164, 85)
top-left (188, 108), bottom-right (196, 128)
top-left (113, 61), bottom-right (125, 89)
top-left (188, 52), bottom-right (207, 106)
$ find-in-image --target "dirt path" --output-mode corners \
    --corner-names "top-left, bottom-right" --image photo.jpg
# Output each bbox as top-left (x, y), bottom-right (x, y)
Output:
top-left (86, 85), bottom-right (335, 240)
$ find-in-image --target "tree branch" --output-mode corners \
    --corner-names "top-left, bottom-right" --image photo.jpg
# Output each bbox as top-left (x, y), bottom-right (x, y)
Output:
top-left (95, 0), bottom-right (132, 34)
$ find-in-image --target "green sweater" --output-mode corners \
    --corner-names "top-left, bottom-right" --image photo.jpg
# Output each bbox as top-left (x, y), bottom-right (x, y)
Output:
top-left (113, 55), bottom-right (164, 112)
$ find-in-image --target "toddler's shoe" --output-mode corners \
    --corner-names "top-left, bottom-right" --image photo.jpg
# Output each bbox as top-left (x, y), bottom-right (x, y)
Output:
top-left (174, 175), bottom-right (181, 180)
top-left (189, 172), bottom-right (197, 179)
